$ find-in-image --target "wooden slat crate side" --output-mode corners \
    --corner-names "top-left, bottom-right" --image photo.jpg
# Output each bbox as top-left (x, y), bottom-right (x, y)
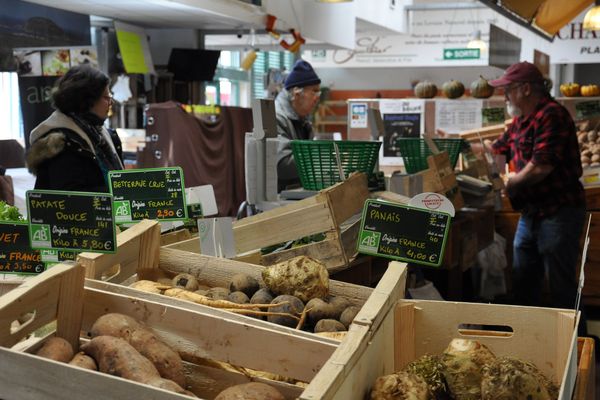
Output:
top-left (260, 236), bottom-right (347, 271)
top-left (162, 236), bottom-right (201, 253)
top-left (574, 337), bottom-right (596, 400)
top-left (78, 219), bottom-right (161, 281)
top-left (394, 300), bottom-right (577, 398)
top-left (319, 173), bottom-right (369, 227)
top-left (233, 202), bottom-right (336, 254)
top-left (0, 348), bottom-right (192, 400)
top-left (160, 229), bottom-right (192, 247)
top-left (81, 286), bottom-right (336, 383)
top-left (0, 263), bottom-right (84, 350)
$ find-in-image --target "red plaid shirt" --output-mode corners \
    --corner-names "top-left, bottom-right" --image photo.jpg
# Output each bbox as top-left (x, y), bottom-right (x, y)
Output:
top-left (492, 96), bottom-right (585, 216)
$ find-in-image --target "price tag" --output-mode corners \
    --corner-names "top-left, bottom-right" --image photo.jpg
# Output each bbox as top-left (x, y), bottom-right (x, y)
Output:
top-left (0, 222), bottom-right (45, 275)
top-left (357, 199), bottom-right (451, 267)
top-left (27, 190), bottom-right (116, 253)
top-left (109, 167), bottom-right (188, 223)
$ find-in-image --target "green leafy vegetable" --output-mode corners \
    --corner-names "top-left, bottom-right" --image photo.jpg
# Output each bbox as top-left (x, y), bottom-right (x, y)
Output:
top-left (0, 201), bottom-right (24, 222)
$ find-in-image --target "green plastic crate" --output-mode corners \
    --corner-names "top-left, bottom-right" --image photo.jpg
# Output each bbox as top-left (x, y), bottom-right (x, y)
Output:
top-left (395, 138), bottom-right (469, 173)
top-left (291, 140), bottom-right (381, 190)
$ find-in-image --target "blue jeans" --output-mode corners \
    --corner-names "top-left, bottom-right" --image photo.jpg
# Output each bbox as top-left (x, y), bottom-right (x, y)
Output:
top-left (513, 206), bottom-right (586, 312)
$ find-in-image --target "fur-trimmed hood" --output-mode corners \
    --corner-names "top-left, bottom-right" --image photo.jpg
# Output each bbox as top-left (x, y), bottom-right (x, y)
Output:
top-left (27, 111), bottom-right (118, 175)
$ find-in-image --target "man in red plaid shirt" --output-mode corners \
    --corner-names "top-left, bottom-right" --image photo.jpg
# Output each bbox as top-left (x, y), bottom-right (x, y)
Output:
top-left (488, 61), bottom-right (587, 334)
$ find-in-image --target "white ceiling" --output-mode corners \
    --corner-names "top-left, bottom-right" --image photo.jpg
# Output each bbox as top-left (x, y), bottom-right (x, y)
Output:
top-left (23, 0), bottom-right (267, 30)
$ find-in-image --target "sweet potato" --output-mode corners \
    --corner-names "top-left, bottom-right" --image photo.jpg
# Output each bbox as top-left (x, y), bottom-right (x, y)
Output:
top-left (267, 295), bottom-right (304, 327)
top-left (90, 313), bottom-right (186, 388)
top-left (250, 288), bottom-right (274, 305)
top-left (228, 291), bottom-right (250, 304)
top-left (69, 352), bottom-right (98, 370)
top-left (129, 329), bottom-right (186, 388)
top-left (35, 336), bottom-right (74, 363)
top-left (339, 305), bottom-right (361, 329)
top-left (215, 382), bottom-right (285, 400)
top-left (82, 336), bottom-right (161, 383)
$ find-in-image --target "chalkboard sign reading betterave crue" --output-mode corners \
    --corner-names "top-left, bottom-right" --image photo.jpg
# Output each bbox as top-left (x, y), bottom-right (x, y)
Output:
top-left (0, 222), bottom-right (45, 274)
top-left (357, 199), bottom-right (451, 267)
top-left (109, 167), bottom-right (187, 223)
top-left (26, 190), bottom-right (116, 253)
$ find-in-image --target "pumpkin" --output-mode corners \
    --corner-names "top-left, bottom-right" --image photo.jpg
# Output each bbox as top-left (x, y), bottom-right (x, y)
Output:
top-left (560, 82), bottom-right (580, 97)
top-left (470, 76), bottom-right (495, 98)
top-left (414, 81), bottom-right (438, 98)
top-left (442, 80), bottom-right (465, 99)
top-left (581, 84), bottom-right (600, 97)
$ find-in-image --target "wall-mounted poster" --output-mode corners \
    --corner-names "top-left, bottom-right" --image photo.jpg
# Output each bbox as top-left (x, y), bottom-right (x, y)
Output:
top-left (41, 49), bottom-right (70, 76)
top-left (378, 99), bottom-right (424, 166)
top-left (350, 102), bottom-right (368, 128)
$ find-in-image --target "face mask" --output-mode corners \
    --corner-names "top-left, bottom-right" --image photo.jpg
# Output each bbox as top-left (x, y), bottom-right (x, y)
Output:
top-left (506, 101), bottom-right (522, 118)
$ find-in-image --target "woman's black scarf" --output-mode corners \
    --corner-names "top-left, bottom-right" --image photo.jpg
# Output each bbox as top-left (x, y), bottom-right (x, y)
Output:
top-left (69, 111), bottom-right (123, 181)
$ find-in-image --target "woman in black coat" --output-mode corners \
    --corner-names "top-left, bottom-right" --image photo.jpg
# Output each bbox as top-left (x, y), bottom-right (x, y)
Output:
top-left (26, 65), bottom-right (123, 192)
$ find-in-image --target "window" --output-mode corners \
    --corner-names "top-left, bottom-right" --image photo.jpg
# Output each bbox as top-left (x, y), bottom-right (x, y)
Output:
top-left (251, 51), bottom-right (295, 99)
top-left (204, 51), bottom-right (246, 106)
top-left (0, 72), bottom-right (23, 141)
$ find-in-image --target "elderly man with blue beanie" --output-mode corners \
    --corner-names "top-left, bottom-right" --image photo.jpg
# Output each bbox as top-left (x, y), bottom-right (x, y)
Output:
top-left (275, 59), bottom-right (321, 192)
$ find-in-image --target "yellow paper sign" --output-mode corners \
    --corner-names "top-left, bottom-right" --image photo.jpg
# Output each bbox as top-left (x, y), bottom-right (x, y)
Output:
top-left (115, 30), bottom-right (148, 74)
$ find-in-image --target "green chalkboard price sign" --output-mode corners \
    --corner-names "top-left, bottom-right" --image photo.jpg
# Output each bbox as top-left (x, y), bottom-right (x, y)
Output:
top-left (0, 222), bottom-right (45, 275)
top-left (109, 167), bottom-right (188, 223)
top-left (26, 190), bottom-right (116, 253)
top-left (357, 199), bottom-right (451, 267)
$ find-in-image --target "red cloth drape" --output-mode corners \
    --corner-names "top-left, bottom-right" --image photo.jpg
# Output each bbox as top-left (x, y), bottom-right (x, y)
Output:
top-left (139, 102), bottom-right (252, 217)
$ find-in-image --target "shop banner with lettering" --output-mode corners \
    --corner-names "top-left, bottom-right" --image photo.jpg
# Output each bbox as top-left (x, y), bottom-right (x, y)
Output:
top-left (552, 6), bottom-right (600, 64)
top-left (14, 46), bottom-right (98, 147)
top-left (304, 8), bottom-right (494, 68)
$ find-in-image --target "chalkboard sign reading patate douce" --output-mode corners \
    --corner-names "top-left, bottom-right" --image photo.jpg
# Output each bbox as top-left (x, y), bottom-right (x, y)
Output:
top-left (357, 199), bottom-right (451, 267)
top-left (26, 190), bottom-right (116, 253)
top-left (109, 167), bottom-right (187, 223)
top-left (0, 222), bottom-right (45, 274)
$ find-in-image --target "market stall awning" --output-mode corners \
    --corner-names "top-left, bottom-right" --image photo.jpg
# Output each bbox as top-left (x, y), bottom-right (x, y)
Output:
top-left (479, 0), bottom-right (593, 40)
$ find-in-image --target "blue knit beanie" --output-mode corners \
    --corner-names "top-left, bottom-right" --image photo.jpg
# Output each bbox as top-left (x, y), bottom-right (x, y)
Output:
top-left (284, 59), bottom-right (321, 90)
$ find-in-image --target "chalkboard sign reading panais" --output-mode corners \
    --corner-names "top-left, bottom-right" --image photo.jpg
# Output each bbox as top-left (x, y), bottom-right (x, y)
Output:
top-left (109, 167), bottom-right (187, 223)
top-left (27, 190), bottom-right (116, 253)
top-left (357, 199), bottom-right (451, 267)
top-left (0, 222), bottom-right (45, 274)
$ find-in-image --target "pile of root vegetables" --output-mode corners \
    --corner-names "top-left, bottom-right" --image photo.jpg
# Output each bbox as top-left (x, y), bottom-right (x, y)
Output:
top-left (33, 313), bottom-right (286, 399)
top-left (370, 338), bottom-right (558, 400)
top-left (577, 120), bottom-right (600, 168)
top-left (131, 256), bottom-right (360, 335)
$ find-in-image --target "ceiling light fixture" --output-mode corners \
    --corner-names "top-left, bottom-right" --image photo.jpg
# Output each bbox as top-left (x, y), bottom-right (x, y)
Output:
top-left (583, 0), bottom-right (600, 31)
top-left (467, 29), bottom-right (488, 53)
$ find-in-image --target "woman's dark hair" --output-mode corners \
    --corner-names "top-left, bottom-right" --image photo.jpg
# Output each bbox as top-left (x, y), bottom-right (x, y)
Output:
top-left (51, 65), bottom-right (110, 114)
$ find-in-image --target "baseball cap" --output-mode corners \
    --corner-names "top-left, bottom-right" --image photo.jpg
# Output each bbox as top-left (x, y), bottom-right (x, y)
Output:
top-left (284, 59), bottom-right (321, 90)
top-left (489, 61), bottom-right (545, 87)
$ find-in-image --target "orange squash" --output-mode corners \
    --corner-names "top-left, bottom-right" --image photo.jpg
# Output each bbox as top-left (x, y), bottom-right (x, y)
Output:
top-left (581, 84), bottom-right (600, 97)
top-left (559, 82), bottom-right (580, 97)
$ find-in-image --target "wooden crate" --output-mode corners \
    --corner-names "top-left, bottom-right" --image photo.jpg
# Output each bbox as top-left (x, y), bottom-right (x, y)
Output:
top-left (574, 337), bottom-right (596, 400)
top-left (163, 172), bottom-right (370, 272)
top-left (301, 299), bottom-right (579, 400)
top-left (78, 218), bottom-right (409, 350)
top-left (0, 262), bottom-right (370, 400)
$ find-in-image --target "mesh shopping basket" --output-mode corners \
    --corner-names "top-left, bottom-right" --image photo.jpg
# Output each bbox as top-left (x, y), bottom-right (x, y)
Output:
top-left (291, 140), bottom-right (381, 190)
top-left (395, 138), bottom-right (469, 173)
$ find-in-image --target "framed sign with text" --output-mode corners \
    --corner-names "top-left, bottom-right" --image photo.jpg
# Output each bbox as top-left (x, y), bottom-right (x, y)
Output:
top-left (357, 199), bottom-right (451, 267)
top-left (26, 190), bottom-right (116, 253)
top-left (109, 167), bottom-right (187, 223)
top-left (0, 222), bottom-right (45, 275)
